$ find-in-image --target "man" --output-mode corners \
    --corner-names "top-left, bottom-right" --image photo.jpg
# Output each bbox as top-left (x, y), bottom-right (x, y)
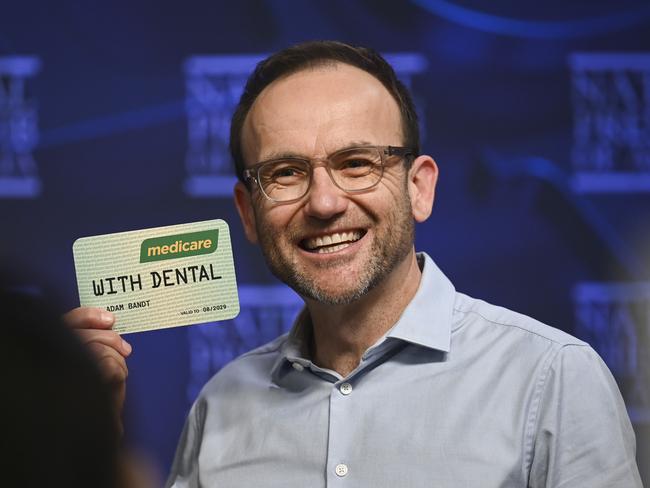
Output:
top-left (68, 41), bottom-right (642, 487)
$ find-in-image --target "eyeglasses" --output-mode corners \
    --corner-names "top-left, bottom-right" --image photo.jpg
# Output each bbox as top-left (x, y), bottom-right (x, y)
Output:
top-left (243, 145), bottom-right (413, 203)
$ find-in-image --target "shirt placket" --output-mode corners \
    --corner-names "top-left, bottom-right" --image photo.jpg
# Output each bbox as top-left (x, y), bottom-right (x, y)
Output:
top-left (322, 341), bottom-right (402, 486)
top-left (326, 377), bottom-right (356, 486)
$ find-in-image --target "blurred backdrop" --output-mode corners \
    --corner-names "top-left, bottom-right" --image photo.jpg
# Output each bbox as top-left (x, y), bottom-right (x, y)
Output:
top-left (1, 0), bottom-right (649, 483)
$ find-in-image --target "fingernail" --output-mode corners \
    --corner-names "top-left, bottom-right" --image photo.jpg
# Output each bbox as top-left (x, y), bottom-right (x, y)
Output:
top-left (122, 340), bottom-right (132, 355)
top-left (101, 311), bottom-right (115, 325)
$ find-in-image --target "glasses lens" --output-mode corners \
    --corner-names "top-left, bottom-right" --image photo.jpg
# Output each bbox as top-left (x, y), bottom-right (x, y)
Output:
top-left (329, 147), bottom-right (383, 191)
top-left (258, 159), bottom-right (310, 201)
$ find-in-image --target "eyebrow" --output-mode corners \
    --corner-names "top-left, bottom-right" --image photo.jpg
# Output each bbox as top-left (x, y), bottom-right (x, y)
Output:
top-left (258, 141), bottom-right (375, 162)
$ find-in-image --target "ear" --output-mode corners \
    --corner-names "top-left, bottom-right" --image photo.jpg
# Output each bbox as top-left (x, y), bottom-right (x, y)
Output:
top-left (407, 155), bottom-right (438, 223)
top-left (234, 181), bottom-right (259, 243)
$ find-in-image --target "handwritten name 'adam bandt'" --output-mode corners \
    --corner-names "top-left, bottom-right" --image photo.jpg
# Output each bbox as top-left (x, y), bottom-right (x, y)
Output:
top-left (91, 263), bottom-right (221, 296)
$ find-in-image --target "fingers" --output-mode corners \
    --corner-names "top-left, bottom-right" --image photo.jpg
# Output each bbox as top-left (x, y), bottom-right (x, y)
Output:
top-left (64, 306), bottom-right (115, 330)
top-left (86, 341), bottom-right (129, 383)
top-left (113, 381), bottom-right (126, 437)
top-left (76, 328), bottom-right (132, 357)
top-left (74, 318), bottom-right (132, 387)
top-left (63, 307), bottom-right (132, 356)
top-left (87, 339), bottom-right (129, 421)
top-left (63, 307), bottom-right (131, 421)
top-left (64, 306), bottom-right (132, 384)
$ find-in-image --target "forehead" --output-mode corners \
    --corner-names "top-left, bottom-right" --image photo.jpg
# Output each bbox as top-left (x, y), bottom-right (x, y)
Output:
top-left (241, 63), bottom-right (403, 164)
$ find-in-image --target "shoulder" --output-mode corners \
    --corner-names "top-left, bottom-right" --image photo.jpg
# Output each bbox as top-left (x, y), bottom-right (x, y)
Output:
top-left (448, 291), bottom-right (625, 404)
top-left (452, 291), bottom-right (586, 348)
top-left (449, 292), bottom-right (622, 414)
top-left (444, 290), bottom-right (610, 400)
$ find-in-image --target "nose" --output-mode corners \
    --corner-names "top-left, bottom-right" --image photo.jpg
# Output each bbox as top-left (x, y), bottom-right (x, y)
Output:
top-left (303, 166), bottom-right (349, 219)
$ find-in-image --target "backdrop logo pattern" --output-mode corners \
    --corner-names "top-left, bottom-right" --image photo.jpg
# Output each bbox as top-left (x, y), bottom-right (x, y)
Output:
top-left (0, 56), bottom-right (41, 198)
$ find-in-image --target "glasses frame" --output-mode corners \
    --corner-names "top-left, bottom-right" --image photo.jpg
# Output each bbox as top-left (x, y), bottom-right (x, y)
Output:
top-left (243, 145), bottom-right (414, 203)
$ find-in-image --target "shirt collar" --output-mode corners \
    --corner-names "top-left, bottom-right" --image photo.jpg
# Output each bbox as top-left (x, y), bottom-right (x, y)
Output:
top-left (271, 252), bottom-right (454, 379)
top-left (385, 252), bottom-right (453, 353)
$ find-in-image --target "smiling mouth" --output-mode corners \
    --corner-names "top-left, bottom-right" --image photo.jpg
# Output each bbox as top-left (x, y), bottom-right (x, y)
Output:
top-left (300, 230), bottom-right (366, 254)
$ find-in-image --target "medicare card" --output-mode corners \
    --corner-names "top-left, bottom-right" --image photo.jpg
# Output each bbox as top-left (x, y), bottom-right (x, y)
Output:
top-left (73, 219), bottom-right (240, 334)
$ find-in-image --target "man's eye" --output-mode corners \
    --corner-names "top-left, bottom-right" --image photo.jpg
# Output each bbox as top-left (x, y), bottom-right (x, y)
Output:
top-left (273, 166), bottom-right (306, 178)
top-left (343, 159), bottom-right (372, 169)
top-left (262, 163), bottom-right (308, 184)
top-left (339, 158), bottom-right (375, 176)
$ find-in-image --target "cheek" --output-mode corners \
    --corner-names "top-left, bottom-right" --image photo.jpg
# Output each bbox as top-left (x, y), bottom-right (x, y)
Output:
top-left (373, 172), bottom-right (409, 204)
top-left (255, 204), bottom-right (298, 238)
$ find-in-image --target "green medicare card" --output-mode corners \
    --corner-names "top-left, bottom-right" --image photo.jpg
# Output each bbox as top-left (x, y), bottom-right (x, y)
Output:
top-left (73, 219), bottom-right (240, 334)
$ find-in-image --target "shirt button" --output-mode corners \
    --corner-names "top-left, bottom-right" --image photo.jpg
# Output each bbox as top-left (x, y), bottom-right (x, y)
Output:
top-left (291, 362), bottom-right (304, 372)
top-left (335, 463), bottom-right (348, 477)
top-left (340, 382), bottom-right (353, 395)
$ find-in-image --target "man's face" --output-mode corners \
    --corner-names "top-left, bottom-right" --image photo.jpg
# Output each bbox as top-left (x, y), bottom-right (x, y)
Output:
top-left (238, 63), bottom-right (416, 305)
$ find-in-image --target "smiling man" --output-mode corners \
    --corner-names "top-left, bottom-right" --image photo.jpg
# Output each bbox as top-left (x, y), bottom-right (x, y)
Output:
top-left (69, 41), bottom-right (642, 487)
top-left (230, 60), bottom-right (433, 379)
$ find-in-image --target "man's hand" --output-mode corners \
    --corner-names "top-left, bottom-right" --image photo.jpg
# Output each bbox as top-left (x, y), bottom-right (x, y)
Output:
top-left (63, 307), bottom-right (132, 415)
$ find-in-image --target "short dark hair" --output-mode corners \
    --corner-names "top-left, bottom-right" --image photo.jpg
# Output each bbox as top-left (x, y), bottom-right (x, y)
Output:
top-left (230, 40), bottom-right (420, 182)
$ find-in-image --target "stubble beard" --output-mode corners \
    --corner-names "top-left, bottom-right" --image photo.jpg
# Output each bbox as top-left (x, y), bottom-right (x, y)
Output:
top-left (255, 193), bottom-right (415, 306)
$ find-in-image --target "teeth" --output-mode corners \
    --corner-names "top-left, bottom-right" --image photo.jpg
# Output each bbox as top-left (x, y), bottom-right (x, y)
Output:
top-left (317, 243), bottom-right (350, 254)
top-left (304, 230), bottom-right (363, 251)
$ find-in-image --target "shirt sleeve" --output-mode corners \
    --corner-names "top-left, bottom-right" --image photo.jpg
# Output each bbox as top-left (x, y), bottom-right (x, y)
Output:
top-left (528, 344), bottom-right (642, 488)
top-left (165, 398), bottom-right (206, 488)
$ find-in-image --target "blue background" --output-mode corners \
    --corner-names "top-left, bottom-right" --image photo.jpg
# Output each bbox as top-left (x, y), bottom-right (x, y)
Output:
top-left (1, 0), bottom-right (649, 483)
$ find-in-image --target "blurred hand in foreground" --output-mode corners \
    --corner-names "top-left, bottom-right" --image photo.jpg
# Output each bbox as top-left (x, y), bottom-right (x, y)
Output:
top-left (63, 307), bottom-right (132, 418)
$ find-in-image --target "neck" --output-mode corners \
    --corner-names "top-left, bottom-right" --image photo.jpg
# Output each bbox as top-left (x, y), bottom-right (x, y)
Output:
top-left (304, 249), bottom-right (422, 377)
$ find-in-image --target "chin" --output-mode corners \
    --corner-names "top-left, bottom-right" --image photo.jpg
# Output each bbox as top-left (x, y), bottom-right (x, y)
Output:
top-left (300, 285), bottom-right (369, 306)
top-left (287, 266), bottom-right (378, 306)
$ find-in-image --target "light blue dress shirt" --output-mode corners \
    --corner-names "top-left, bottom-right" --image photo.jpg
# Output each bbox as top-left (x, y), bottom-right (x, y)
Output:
top-left (168, 253), bottom-right (641, 487)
